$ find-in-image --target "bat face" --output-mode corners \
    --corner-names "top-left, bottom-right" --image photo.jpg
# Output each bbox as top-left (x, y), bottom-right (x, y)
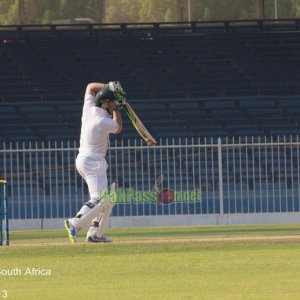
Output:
top-left (124, 103), bottom-right (156, 145)
top-left (147, 139), bottom-right (156, 146)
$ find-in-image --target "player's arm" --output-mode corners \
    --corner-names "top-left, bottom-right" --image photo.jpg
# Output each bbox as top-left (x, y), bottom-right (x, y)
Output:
top-left (112, 110), bottom-right (122, 134)
top-left (85, 83), bottom-right (106, 96)
top-left (85, 81), bottom-right (124, 97)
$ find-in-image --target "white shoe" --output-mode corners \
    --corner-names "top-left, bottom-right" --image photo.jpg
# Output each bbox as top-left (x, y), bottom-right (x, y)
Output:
top-left (64, 220), bottom-right (77, 243)
top-left (86, 235), bottom-right (112, 243)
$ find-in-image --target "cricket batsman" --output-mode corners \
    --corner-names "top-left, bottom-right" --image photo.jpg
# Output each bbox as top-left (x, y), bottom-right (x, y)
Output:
top-left (64, 81), bottom-right (125, 243)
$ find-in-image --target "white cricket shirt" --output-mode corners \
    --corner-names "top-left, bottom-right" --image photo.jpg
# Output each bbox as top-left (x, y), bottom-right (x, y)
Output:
top-left (78, 94), bottom-right (119, 158)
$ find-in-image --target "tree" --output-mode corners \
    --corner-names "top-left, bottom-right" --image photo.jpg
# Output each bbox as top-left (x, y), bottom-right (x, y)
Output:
top-left (1, 0), bottom-right (300, 26)
top-left (192, 0), bottom-right (255, 21)
top-left (104, 0), bottom-right (143, 23)
top-left (138, 0), bottom-right (177, 22)
top-left (24, 0), bottom-right (100, 24)
top-left (0, 0), bottom-right (19, 25)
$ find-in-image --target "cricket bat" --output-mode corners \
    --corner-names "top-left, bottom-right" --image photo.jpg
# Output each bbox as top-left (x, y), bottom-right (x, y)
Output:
top-left (153, 175), bottom-right (164, 193)
top-left (123, 102), bottom-right (156, 146)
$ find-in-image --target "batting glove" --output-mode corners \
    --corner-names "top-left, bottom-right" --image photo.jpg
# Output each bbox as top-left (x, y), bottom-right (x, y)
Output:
top-left (107, 81), bottom-right (125, 94)
top-left (115, 91), bottom-right (126, 105)
top-left (115, 103), bottom-right (124, 111)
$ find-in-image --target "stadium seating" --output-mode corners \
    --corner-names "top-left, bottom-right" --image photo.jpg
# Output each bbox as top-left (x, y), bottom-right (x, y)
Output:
top-left (1, 22), bottom-right (300, 142)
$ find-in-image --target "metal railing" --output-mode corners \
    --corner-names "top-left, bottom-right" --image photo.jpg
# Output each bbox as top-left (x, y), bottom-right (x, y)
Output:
top-left (1, 136), bottom-right (300, 220)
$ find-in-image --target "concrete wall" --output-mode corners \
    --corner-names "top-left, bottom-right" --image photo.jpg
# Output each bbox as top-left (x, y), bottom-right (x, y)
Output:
top-left (9, 213), bottom-right (300, 231)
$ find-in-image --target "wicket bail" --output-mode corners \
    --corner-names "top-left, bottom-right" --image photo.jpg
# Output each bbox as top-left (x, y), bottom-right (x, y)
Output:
top-left (0, 180), bottom-right (9, 246)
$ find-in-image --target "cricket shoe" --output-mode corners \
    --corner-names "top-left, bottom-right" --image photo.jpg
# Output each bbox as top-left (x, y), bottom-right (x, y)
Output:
top-left (86, 235), bottom-right (112, 243)
top-left (64, 220), bottom-right (77, 243)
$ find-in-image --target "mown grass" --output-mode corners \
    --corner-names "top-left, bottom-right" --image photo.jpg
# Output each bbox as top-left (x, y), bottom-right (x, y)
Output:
top-left (0, 224), bottom-right (300, 300)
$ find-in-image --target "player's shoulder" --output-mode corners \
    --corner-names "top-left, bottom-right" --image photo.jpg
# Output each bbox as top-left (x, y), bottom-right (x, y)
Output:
top-left (82, 94), bottom-right (95, 108)
top-left (84, 94), bottom-right (95, 102)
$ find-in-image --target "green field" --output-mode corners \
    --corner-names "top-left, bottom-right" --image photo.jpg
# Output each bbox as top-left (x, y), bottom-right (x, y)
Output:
top-left (1, 224), bottom-right (300, 300)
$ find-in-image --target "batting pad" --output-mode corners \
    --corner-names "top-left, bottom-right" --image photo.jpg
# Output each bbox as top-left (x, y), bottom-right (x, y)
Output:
top-left (96, 202), bottom-right (114, 237)
top-left (74, 183), bottom-right (116, 229)
top-left (98, 182), bottom-right (116, 236)
top-left (86, 182), bottom-right (116, 237)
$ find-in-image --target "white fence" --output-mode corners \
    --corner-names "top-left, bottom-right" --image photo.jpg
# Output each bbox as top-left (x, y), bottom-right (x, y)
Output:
top-left (1, 136), bottom-right (300, 229)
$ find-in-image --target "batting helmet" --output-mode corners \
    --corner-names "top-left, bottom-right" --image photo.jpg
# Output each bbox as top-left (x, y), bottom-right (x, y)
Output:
top-left (95, 87), bottom-right (117, 108)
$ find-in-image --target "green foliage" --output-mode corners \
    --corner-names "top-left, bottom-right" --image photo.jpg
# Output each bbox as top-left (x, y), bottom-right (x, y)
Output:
top-left (1, 0), bottom-right (300, 25)
top-left (104, 0), bottom-right (144, 23)
top-left (198, 0), bottom-right (255, 21)
top-left (138, 0), bottom-right (177, 22)
top-left (22, 0), bottom-right (100, 24)
top-left (0, 0), bottom-right (18, 25)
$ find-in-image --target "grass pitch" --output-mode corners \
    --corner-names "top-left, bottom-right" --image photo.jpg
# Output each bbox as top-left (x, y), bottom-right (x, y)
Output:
top-left (1, 224), bottom-right (300, 300)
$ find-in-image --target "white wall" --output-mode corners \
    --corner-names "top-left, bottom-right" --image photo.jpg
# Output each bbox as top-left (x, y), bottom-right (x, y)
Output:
top-left (9, 213), bottom-right (300, 231)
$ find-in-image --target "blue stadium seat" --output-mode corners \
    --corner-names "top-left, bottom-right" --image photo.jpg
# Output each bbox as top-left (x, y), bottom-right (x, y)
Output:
top-left (1, 25), bottom-right (300, 141)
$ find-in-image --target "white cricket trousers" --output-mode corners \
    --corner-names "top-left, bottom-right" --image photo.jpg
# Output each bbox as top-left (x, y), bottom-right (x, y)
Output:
top-left (74, 153), bottom-right (109, 237)
top-left (75, 153), bottom-right (108, 200)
